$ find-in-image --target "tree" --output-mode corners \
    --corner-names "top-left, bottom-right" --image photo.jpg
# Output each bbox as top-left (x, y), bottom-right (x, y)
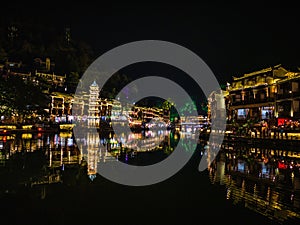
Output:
top-left (19, 40), bottom-right (33, 63)
top-left (201, 100), bottom-right (208, 114)
top-left (0, 76), bottom-right (49, 123)
top-left (162, 99), bottom-right (173, 111)
top-left (179, 100), bottom-right (197, 116)
top-left (0, 47), bottom-right (7, 62)
top-left (0, 80), bottom-right (14, 118)
top-left (100, 73), bottom-right (132, 99)
top-left (66, 72), bottom-right (80, 93)
top-left (161, 98), bottom-right (178, 121)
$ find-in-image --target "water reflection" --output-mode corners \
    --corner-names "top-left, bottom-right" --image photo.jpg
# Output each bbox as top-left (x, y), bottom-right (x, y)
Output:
top-left (209, 149), bottom-right (300, 224)
top-left (0, 129), bottom-right (179, 187)
top-left (1, 130), bottom-right (300, 224)
top-left (75, 129), bottom-right (179, 180)
top-left (0, 132), bottom-right (81, 195)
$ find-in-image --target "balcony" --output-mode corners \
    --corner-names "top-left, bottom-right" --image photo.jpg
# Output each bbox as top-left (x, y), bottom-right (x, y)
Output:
top-left (232, 97), bottom-right (275, 106)
top-left (277, 91), bottom-right (300, 100)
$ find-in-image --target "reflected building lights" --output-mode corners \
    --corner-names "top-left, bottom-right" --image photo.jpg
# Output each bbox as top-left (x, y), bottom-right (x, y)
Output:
top-left (209, 148), bottom-right (300, 223)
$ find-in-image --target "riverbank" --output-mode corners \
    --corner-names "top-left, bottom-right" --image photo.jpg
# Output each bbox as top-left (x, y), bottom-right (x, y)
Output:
top-left (0, 123), bottom-right (77, 135)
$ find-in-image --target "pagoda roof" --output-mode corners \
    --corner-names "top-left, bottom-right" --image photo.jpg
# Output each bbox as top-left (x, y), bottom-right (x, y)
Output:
top-left (91, 80), bottom-right (98, 87)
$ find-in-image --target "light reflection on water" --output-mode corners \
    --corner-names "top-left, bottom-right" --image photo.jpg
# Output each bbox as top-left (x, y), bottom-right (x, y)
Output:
top-left (209, 150), bottom-right (300, 224)
top-left (1, 131), bottom-right (300, 224)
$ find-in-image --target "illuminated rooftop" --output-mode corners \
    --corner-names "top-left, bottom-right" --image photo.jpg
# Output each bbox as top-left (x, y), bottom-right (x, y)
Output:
top-left (232, 64), bottom-right (287, 81)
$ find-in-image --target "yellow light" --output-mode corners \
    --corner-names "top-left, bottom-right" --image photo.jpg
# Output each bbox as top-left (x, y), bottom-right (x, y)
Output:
top-left (0, 125), bottom-right (16, 129)
top-left (59, 132), bottom-right (72, 138)
top-left (22, 133), bottom-right (32, 139)
top-left (22, 125), bottom-right (33, 130)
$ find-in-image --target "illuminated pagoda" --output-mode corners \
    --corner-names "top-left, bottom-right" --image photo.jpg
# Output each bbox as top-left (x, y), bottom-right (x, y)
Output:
top-left (88, 81), bottom-right (100, 127)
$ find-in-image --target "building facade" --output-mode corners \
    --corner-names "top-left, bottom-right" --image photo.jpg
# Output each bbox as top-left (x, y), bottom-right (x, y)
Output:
top-left (50, 93), bottom-right (74, 122)
top-left (228, 65), bottom-right (288, 124)
top-left (276, 72), bottom-right (300, 125)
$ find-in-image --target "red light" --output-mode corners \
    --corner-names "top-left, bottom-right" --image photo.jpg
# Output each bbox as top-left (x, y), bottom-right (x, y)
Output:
top-left (277, 118), bottom-right (289, 126)
top-left (3, 130), bottom-right (6, 133)
top-left (278, 161), bottom-right (287, 169)
top-left (38, 127), bottom-right (42, 131)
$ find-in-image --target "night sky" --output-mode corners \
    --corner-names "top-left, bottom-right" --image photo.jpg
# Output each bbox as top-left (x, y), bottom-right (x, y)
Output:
top-left (2, 3), bottom-right (300, 85)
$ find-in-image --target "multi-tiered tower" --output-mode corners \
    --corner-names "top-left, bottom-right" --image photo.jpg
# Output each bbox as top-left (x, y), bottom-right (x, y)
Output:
top-left (88, 81), bottom-right (100, 127)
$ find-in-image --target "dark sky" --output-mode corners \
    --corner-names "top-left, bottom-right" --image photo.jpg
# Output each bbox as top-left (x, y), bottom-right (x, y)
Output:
top-left (2, 3), bottom-right (300, 85)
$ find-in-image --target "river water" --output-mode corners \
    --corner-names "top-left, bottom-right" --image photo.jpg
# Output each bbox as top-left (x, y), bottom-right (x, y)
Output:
top-left (0, 130), bottom-right (299, 225)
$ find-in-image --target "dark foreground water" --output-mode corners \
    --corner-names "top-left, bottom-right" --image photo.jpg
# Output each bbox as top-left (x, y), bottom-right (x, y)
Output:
top-left (0, 131), bottom-right (299, 225)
